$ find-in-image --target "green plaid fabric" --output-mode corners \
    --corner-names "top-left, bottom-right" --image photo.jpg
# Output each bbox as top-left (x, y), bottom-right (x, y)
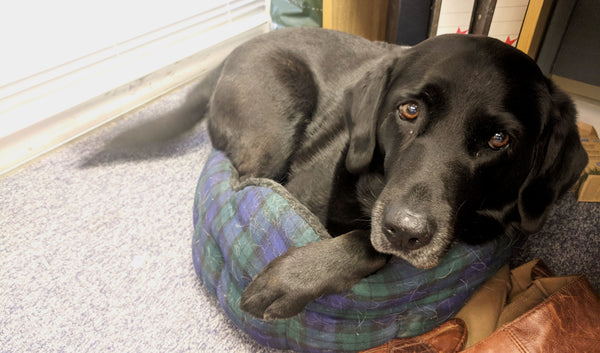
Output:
top-left (193, 150), bottom-right (512, 352)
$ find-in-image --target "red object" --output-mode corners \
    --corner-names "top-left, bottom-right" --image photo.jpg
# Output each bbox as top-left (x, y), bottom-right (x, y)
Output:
top-left (505, 36), bottom-right (518, 46)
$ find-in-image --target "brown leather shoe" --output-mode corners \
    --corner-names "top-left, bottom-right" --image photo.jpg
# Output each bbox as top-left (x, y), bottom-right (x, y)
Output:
top-left (461, 275), bottom-right (600, 353)
top-left (360, 318), bottom-right (467, 353)
top-left (361, 260), bottom-right (600, 353)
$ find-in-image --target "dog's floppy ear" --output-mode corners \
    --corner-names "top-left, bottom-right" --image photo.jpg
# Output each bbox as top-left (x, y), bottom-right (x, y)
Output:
top-left (517, 81), bottom-right (588, 234)
top-left (344, 57), bottom-right (399, 174)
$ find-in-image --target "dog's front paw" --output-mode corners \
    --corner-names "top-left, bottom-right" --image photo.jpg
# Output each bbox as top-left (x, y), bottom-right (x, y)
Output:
top-left (239, 251), bottom-right (318, 320)
top-left (239, 231), bottom-right (386, 320)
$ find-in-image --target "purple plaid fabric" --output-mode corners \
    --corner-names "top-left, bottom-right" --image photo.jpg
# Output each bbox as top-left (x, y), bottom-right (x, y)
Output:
top-left (193, 150), bottom-right (512, 352)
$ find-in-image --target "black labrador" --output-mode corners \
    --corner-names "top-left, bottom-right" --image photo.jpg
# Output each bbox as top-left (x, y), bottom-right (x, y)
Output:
top-left (195, 28), bottom-right (588, 320)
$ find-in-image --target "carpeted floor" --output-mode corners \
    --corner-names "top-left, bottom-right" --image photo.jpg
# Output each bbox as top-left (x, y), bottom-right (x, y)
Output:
top-left (1, 79), bottom-right (598, 352)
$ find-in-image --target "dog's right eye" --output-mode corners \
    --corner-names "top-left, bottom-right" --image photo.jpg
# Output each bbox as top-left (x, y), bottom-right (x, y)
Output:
top-left (398, 102), bottom-right (420, 120)
top-left (488, 132), bottom-right (510, 150)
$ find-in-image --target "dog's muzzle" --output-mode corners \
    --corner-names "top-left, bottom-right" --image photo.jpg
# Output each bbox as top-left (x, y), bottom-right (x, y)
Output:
top-left (382, 203), bottom-right (436, 250)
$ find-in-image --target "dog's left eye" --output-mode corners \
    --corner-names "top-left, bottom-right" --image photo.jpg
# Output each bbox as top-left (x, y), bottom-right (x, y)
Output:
top-left (398, 102), bottom-right (420, 120)
top-left (488, 132), bottom-right (510, 150)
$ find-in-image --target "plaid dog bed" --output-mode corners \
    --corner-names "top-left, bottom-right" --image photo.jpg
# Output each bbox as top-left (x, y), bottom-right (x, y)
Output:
top-left (192, 150), bottom-right (512, 352)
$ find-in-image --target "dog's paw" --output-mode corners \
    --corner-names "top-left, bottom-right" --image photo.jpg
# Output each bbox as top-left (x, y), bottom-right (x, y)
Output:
top-left (239, 231), bottom-right (385, 320)
top-left (239, 251), bottom-right (318, 320)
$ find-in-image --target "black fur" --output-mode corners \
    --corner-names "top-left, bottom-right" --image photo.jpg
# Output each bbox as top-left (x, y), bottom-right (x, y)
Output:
top-left (198, 28), bottom-right (587, 319)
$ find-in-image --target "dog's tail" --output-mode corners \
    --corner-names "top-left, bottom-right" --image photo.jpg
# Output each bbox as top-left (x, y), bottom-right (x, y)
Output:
top-left (80, 64), bottom-right (223, 167)
top-left (120, 64), bottom-right (223, 144)
top-left (160, 63), bottom-right (223, 137)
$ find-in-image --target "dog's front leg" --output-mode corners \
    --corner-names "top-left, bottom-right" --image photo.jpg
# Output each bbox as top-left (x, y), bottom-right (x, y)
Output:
top-left (239, 230), bottom-right (388, 320)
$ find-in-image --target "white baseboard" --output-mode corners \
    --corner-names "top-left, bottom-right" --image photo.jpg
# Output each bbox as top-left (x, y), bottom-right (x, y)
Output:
top-left (0, 16), bottom-right (269, 175)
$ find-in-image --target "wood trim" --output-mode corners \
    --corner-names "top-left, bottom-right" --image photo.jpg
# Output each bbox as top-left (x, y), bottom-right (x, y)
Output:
top-left (322, 0), bottom-right (390, 41)
top-left (322, 0), bottom-right (333, 29)
top-left (385, 0), bottom-right (400, 43)
top-left (517, 0), bottom-right (555, 59)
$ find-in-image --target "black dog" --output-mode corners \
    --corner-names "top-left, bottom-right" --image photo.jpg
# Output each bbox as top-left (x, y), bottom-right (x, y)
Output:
top-left (194, 28), bottom-right (588, 320)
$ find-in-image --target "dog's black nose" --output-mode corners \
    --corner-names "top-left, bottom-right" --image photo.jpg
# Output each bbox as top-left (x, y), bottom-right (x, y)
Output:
top-left (382, 206), bottom-right (434, 250)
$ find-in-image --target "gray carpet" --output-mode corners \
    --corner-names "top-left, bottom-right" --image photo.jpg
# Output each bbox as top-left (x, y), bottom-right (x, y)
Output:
top-left (2, 80), bottom-right (598, 352)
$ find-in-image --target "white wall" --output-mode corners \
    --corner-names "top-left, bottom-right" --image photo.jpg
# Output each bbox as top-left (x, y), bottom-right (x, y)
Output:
top-left (0, 0), bottom-right (270, 174)
top-left (1, 2), bottom-right (227, 86)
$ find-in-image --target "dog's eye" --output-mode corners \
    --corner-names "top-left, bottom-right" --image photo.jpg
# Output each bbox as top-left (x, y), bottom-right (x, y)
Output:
top-left (488, 132), bottom-right (509, 150)
top-left (398, 102), bottom-right (419, 120)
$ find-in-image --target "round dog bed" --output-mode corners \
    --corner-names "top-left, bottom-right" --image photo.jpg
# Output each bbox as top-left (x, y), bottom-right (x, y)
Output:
top-left (192, 150), bottom-right (512, 353)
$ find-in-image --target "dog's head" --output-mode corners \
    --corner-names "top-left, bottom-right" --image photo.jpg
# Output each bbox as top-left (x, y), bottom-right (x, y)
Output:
top-left (345, 34), bottom-right (588, 269)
